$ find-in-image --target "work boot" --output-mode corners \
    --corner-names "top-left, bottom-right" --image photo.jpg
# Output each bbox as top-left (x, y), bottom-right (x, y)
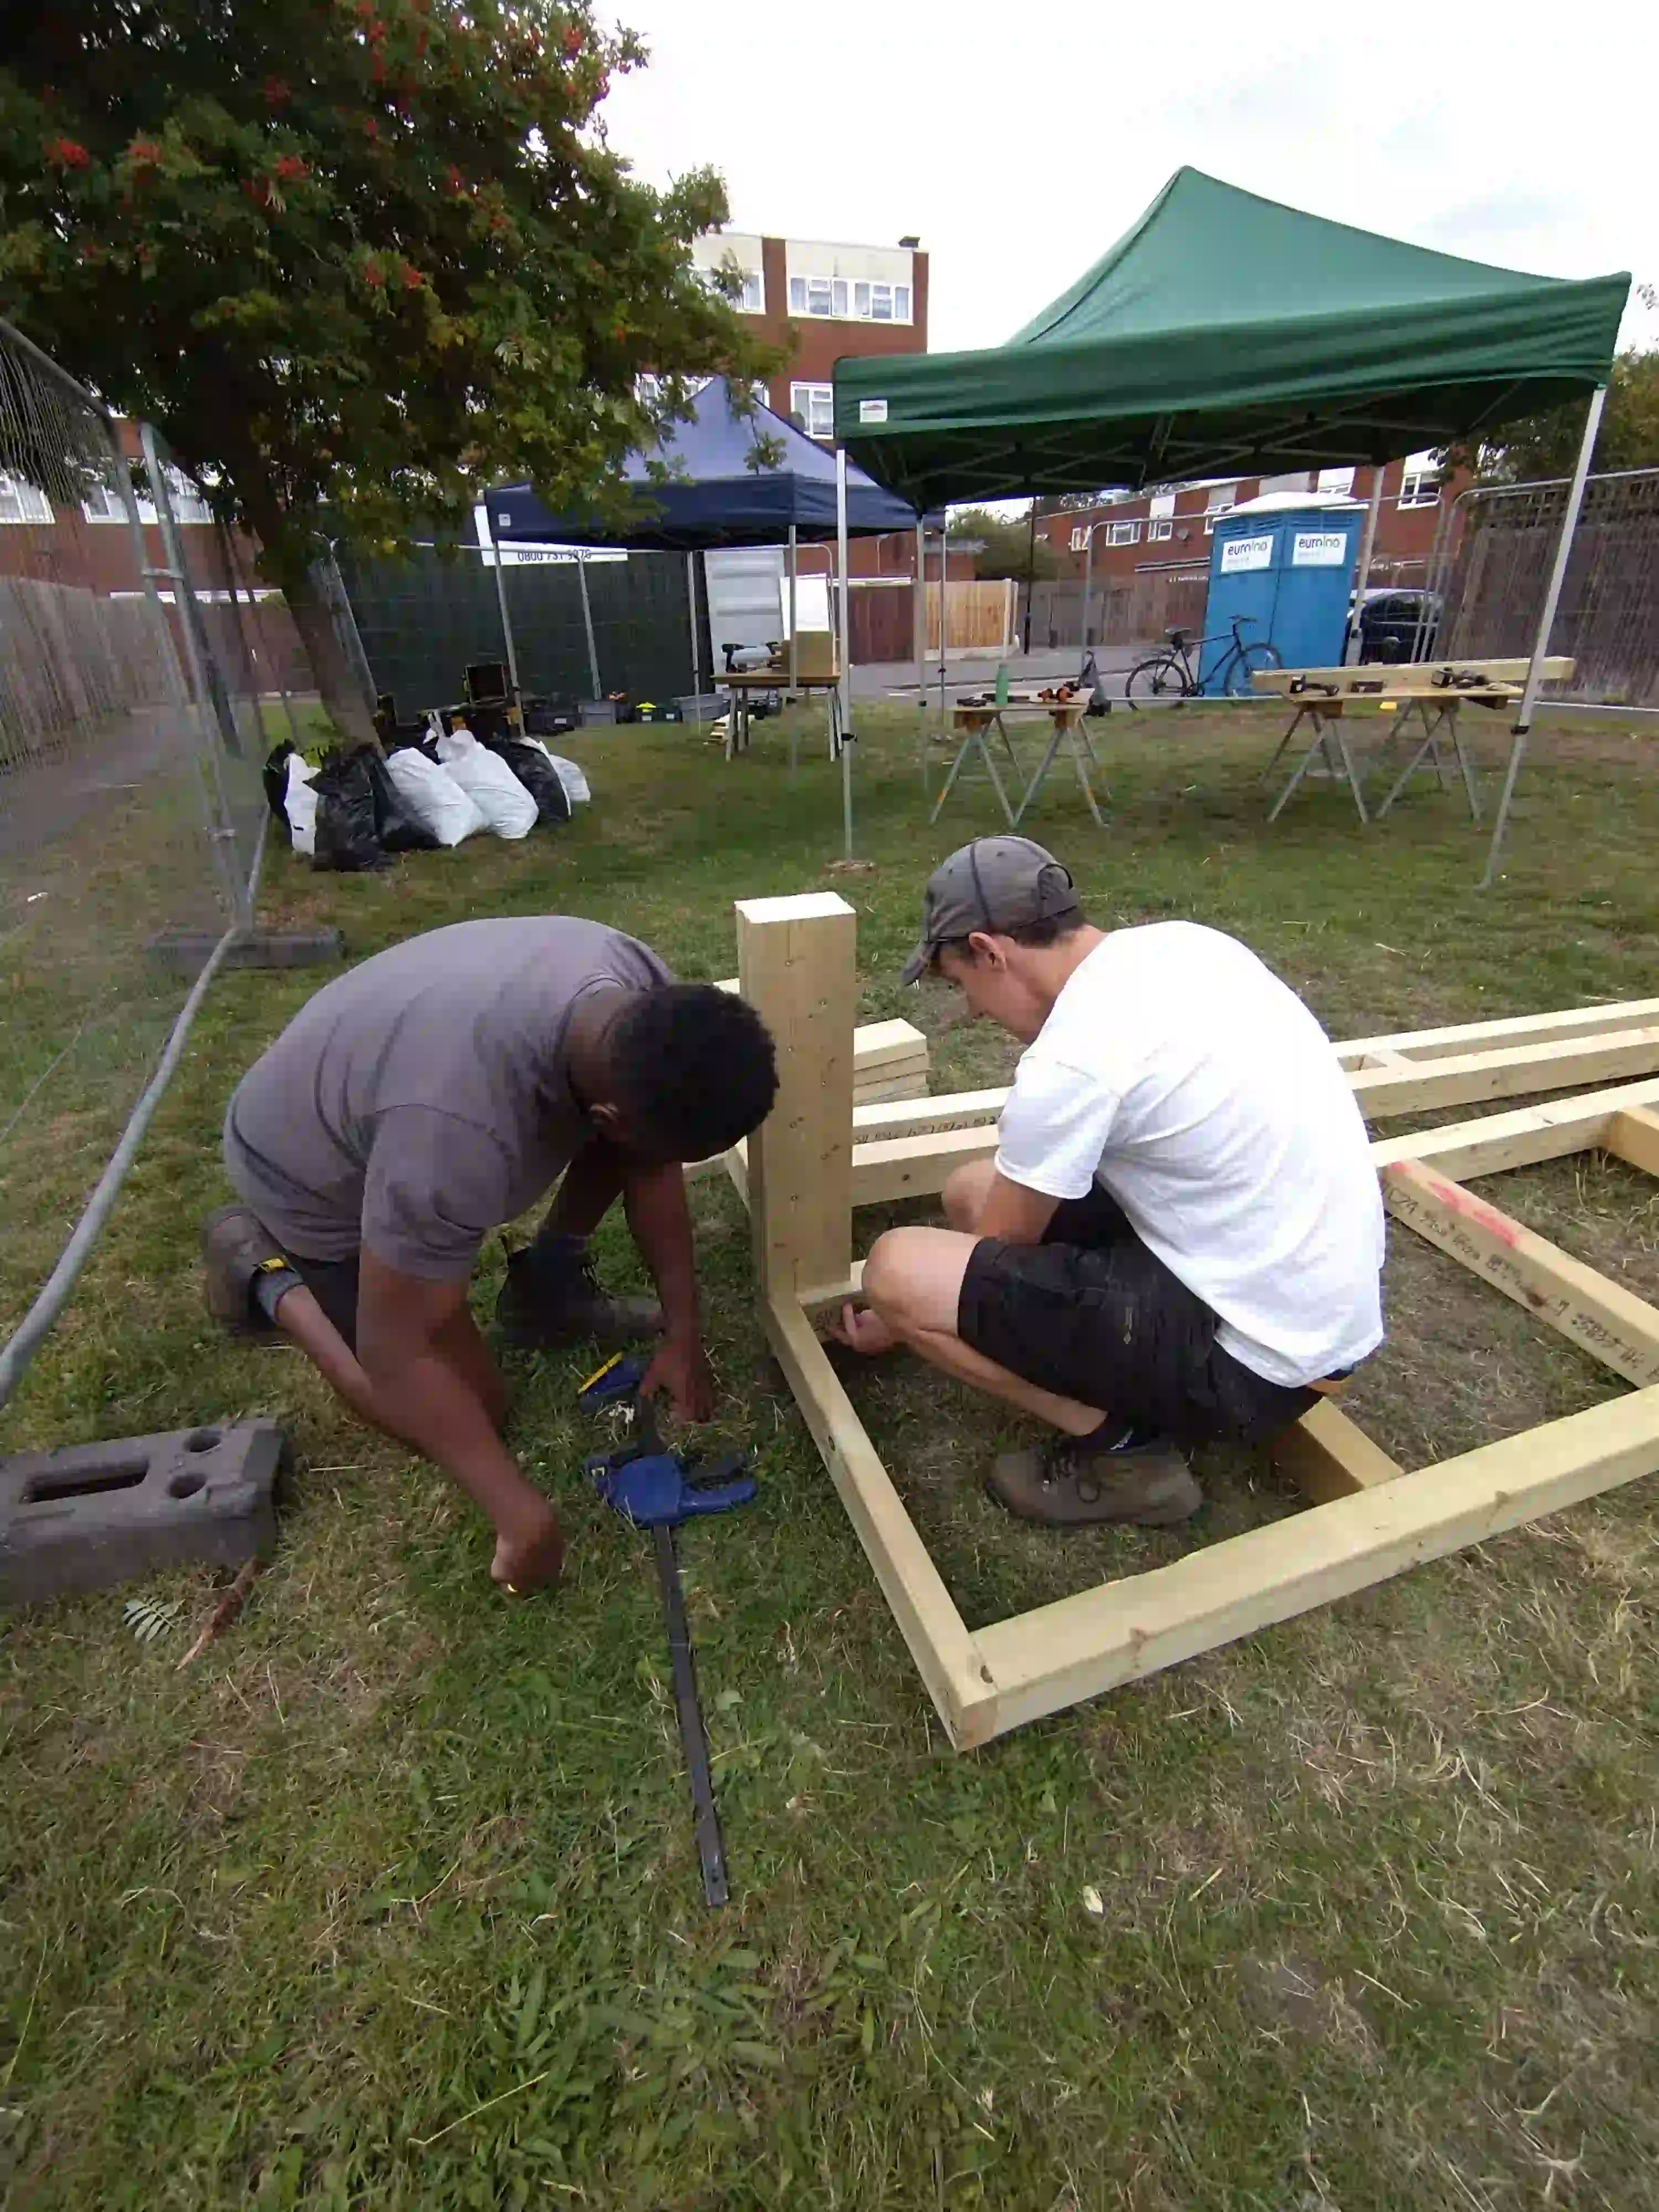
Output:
top-left (988, 1426), bottom-right (1201, 1528)
top-left (201, 1204), bottom-right (289, 1335)
top-left (494, 1238), bottom-right (664, 1352)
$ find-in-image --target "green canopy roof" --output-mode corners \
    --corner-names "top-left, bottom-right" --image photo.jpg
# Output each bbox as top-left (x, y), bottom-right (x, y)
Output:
top-left (833, 169), bottom-right (1629, 508)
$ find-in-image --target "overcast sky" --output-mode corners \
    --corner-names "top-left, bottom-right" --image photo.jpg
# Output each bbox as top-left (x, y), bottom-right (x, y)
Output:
top-left (601, 0), bottom-right (1655, 358)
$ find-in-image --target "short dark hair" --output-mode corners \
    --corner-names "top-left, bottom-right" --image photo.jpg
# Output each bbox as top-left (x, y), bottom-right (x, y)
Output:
top-left (1004, 911), bottom-right (1088, 951)
top-left (938, 910), bottom-right (1089, 964)
top-left (610, 984), bottom-right (778, 1159)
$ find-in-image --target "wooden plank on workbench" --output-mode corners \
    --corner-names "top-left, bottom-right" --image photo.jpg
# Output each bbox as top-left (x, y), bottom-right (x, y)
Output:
top-left (1252, 656), bottom-right (1573, 697)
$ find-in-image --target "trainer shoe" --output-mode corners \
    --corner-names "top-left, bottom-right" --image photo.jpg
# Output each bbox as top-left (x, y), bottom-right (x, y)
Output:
top-left (201, 1204), bottom-right (287, 1335)
top-left (988, 1427), bottom-right (1201, 1528)
top-left (494, 1239), bottom-right (664, 1352)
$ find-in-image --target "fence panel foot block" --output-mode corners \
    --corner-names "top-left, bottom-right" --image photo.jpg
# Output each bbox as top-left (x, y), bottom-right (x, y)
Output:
top-left (0, 1422), bottom-right (288, 1605)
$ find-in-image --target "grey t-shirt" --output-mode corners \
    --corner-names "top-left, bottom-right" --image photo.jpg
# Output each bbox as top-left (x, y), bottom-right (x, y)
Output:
top-left (223, 917), bottom-right (671, 1280)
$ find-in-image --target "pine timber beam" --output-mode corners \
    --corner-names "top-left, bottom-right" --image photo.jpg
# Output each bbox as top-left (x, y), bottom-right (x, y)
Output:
top-left (1251, 655), bottom-right (1572, 697)
top-left (764, 1294), bottom-right (997, 1748)
top-left (970, 1385), bottom-right (1659, 1737)
top-left (1334, 996), bottom-right (1659, 1070)
top-left (1381, 1160), bottom-right (1659, 1387)
top-left (850, 1065), bottom-right (1659, 1209)
top-left (703, 1000), bottom-right (1659, 1208)
top-left (1348, 1026), bottom-right (1659, 1116)
top-left (1605, 1107), bottom-right (1659, 1180)
top-left (735, 893), bottom-right (857, 1301)
top-left (1270, 1399), bottom-right (1404, 1505)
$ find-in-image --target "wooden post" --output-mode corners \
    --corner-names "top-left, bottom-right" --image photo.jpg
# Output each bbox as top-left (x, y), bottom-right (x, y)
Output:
top-left (735, 891), bottom-right (857, 1301)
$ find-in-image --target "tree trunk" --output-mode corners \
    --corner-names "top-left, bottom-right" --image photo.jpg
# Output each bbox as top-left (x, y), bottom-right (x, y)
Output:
top-left (280, 561), bottom-right (379, 748)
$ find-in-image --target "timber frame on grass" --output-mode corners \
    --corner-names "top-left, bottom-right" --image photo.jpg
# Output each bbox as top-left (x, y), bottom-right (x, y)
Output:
top-left (736, 893), bottom-right (1659, 1750)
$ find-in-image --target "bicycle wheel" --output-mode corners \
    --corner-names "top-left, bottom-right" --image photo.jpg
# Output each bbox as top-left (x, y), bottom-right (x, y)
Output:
top-left (1125, 654), bottom-right (1192, 709)
top-left (1224, 640), bottom-right (1283, 700)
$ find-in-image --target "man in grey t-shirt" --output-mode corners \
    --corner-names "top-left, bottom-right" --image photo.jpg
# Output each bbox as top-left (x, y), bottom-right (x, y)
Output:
top-left (203, 917), bottom-right (776, 1595)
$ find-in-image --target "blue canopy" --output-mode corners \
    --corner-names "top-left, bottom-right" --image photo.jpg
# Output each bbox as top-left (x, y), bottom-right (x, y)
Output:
top-left (484, 378), bottom-right (916, 551)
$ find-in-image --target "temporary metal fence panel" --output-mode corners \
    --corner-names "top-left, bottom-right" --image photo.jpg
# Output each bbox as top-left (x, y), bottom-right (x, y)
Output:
top-left (142, 426), bottom-right (291, 902)
top-left (0, 319), bottom-right (300, 1424)
top-left (1430, 468), bottom-right (1659, 710)
top-left (338, 543), bottom-right (696, 709)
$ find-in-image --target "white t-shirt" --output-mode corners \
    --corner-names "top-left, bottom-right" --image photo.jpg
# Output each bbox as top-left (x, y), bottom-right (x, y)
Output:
top-left (993, 923), bottom-right (1385, 1387)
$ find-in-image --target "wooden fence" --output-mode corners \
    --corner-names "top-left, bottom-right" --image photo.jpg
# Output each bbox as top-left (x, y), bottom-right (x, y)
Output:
top-left (843, 579), bottom-right (1018, 662)
top-left (1026, 564), bottom-right (1210, 652)
top-left (0, 577), bottom-right (178, 769)
top-left (924, 578), bottom-right (1015, 654)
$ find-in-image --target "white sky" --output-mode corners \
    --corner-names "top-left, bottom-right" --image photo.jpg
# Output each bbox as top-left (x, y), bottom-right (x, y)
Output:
top-left (601, 0), bottom-right (1655, 359)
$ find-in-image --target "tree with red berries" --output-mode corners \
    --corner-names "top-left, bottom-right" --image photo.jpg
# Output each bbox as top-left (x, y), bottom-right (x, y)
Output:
top-left (0, 2), bottom-right (768, 736)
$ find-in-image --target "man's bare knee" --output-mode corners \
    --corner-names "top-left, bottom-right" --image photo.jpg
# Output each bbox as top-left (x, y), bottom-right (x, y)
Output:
top-left (942, 1159), bottom-right (996, 1233)
top-left (863, 1227), bottom-right (928, 1320)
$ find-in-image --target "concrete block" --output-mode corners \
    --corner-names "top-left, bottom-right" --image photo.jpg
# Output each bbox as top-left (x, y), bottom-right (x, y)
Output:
top-left (0, 1422), bottom-right (288, 1606)
top-left (145, 928), bottom-right (344, 977)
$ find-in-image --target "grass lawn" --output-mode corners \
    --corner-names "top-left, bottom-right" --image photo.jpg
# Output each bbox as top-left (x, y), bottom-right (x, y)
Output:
top-left (3, 700), bottom-right (1658, 2210)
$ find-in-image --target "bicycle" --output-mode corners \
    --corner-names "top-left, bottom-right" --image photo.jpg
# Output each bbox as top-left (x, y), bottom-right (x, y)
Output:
top-left (1124, 616), bottom-right (1282, 707)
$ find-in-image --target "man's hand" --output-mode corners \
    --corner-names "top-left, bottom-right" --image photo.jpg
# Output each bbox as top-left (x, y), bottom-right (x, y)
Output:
top-left (830, 1303), bottom-right (899, 1356)
top-left (492, 1496), bottom-right (565, 1596)
top-left (640, 1332), bottom-right (716, 1423)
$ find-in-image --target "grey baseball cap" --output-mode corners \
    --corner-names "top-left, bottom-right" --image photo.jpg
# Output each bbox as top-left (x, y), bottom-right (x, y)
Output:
top-left (900, 836), bottom-right (1081, 985)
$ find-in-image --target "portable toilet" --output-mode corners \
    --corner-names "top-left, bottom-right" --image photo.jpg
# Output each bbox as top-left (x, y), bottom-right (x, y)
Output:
top-left (1199, 492), bottom-right (1366, 694)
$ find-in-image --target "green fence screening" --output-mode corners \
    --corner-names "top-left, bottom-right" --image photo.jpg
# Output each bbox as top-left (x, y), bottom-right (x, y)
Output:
top-left (337, 544), bottom-right (698, 710)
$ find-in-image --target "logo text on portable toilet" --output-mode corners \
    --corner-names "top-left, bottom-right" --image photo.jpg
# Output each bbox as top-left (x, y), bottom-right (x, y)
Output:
top-left (1219, 534), bottom-right (1274, 575)
top-left (1292, 531), bottom-right (1348, 567)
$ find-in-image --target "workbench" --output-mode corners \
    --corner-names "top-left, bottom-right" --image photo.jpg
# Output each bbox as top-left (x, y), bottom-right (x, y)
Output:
top-left (932, 696), bottom-right (1107, 828)
top-left (719, 670), bottom-right (846, 766)
top-left (1254, 657), bottom-right (1575, 836)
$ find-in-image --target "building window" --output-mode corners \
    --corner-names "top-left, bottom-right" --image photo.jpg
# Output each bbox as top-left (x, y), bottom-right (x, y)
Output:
top-left (790, 382), bottom-right (835, 440)
top-left (82, 481), bottom-right (129, 524)
top-left (1317, 465), bottom-right (1357, 495)
top-left (852, 281), bottom-right (911, 323)
top-left (1399, 455), bottom-right (1441, 508)
top-left (0, 471), bottom-right (53, 524)
top-left (1107, 521), bottom-right (1141, 547)
top-left (789, 276), bottom-right (848, 319)
top-left (163, 466), bottom-right (213, 524)
top-left (787, 274), bottom-right (910, 322)
top-left (1203, 484), bottom-right (1238, 534)
top-left (699, 263), bottom-right (763, 312)
top-left (1149, 492), bottom-right (1176, 519)
top-left (1068, 524), bottom-right (1091, 552)
top-left (1148, 517), bottom-right (1173, 542)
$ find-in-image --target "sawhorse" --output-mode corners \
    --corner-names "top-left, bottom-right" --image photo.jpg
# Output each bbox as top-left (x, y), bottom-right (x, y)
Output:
top-left (930, 706), bottom-right (1026, 826)
top-left (1264, 698), bottom-right (1370, 824)
top-left (1373, 696), bottom-right (1484, 822)
top-left (932, 702), bottom-right (1107, 828)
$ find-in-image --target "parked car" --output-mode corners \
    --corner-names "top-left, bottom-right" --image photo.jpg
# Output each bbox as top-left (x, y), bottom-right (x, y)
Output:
top-left (1357, 589), bottom-right (1441, 664)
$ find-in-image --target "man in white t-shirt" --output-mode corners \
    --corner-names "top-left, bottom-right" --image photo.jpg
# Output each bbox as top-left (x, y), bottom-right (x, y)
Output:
top-left (834, 837), bottom-right (1385, 1527)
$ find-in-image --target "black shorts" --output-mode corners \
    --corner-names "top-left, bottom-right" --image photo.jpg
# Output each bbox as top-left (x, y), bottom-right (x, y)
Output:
top-left (279, 1246), bottom-right (362, 1353)
top-left (957, 1186), bottom-right (1322, 1449)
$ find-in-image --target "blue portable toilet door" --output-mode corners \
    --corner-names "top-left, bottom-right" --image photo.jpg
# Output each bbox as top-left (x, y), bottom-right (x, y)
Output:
top-left (1271, 508), bottom-right (1366, 673)
top-left (1199, 517), bottom-right (1285, 694)
top-left (1200, 497), bottom-right (1366, 692)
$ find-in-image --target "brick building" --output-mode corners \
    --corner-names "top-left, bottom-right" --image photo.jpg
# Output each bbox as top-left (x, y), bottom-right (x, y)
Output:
top-left (0, 418), bottom-right (309, 691)
top-left (690, 227), bottom-right (930, 582)
top-left (1036, 455), bottom-right (1468, 591)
